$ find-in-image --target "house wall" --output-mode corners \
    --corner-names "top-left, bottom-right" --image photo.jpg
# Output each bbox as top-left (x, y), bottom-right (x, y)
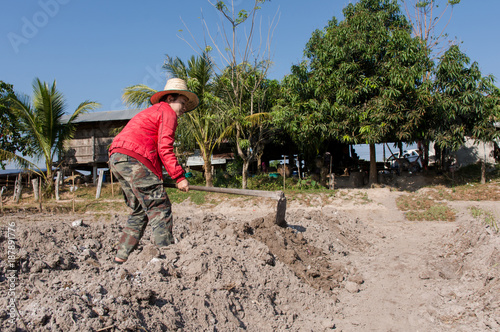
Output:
top-left (428, 138), bottom-right (499, 166)
top-left (455, 139), bottom-right (498, 166)
top-left (63, 121), bottom-right (127, 166)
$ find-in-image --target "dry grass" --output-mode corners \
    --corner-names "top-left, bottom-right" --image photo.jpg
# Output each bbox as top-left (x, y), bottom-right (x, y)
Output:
top-left (421, 182), bottom-right (500, 202)
top-left (396, 194), bottom-right (456, 222)
top-left (469, 206), bottom-right (499, 232)
top-left (395, 177), bottom-right (500, 223)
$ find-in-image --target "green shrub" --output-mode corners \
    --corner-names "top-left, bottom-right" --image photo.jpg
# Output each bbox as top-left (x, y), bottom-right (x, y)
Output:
top-left (186, 170), bottom-right (207, 186)
top-left (247, 174), bottom-right (283, 190)
top-left (293, 177), bottom-right (321, 190)
top-left (213, 172), bottom-right (241, 188)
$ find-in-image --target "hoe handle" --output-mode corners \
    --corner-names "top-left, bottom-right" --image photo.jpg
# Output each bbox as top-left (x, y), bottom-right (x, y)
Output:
top-left (164, 183), bottom-right (283, 200)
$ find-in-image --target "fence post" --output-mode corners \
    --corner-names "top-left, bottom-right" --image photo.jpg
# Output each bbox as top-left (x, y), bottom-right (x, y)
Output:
top-left (14, 173), bottom-right (22, 203)
top-left (96, 169), bottom-right (104, 199)
top-left (111, 171), bottom-right (114, 197)
top-left (39, 181), bottom-right (42, 212)
top-left (32, 178), bottom-right (39, 202)
top-left (55, 171), bottom-right (62, 201)
top-left (0, 186), bottom-right (6, 213)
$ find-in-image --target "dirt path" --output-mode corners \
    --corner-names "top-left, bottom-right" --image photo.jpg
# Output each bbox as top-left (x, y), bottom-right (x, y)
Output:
top-left (323, 189), bottom-right (499, 331)
top-left (330, 189), bottom-right (453, 331)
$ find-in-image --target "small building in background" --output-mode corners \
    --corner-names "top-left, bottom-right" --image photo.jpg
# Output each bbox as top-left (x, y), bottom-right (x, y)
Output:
top-left (61, 109), bottom-right (141, 181)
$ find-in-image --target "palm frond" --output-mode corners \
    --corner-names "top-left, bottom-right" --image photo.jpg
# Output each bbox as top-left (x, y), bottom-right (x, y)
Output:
top-left (242, 112), bottom-right (272, 127)
top-left (122, 84), bottom-right (157, 108)
top-left (220, 122), bottom-right (237, 139)
top-left (0, 149), bottom-right (42, 176)
top-left (8, 93), bottom-right (47, 158)
top-left (66, 100), bottom-right (101, 124)
top-left (164, 55), bottom-right (188, 79)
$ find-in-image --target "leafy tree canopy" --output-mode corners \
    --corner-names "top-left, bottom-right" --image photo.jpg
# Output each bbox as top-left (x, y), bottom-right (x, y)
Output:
top-left (432, 45), bottom-right (500, 151)
top-left (0, 80), bottom-right (34, 169)
top-left (275, 0), bottom-right (433, 151)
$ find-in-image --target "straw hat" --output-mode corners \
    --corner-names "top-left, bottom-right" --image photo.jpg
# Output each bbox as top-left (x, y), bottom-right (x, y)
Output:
top-left (150, 78), bottom-right (199, 111)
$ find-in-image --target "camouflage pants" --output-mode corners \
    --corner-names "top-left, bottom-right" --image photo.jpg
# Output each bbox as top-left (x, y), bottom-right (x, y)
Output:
top-left (109, 153), bottom-right (173, 260)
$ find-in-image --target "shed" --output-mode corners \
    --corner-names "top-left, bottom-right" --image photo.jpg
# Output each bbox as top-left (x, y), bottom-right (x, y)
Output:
top-left (61, 109), bottom-right (141, 179)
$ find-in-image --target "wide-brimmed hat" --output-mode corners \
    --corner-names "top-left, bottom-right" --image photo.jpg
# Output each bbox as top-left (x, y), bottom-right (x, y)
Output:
top-left (150, 78), bottom-right (199, 111)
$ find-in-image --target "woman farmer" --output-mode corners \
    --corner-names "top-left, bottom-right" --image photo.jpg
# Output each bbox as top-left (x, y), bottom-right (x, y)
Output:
top-left (109, 78), bottom-right (198, 264)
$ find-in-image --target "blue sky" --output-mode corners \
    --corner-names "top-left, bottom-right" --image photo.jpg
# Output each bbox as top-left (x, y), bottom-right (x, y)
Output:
top-left (2, 0), bottom-right (499, 114)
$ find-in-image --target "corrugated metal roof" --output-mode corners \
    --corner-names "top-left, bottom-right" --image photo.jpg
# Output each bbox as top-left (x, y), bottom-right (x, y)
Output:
top-left (63, 109), bottom-right (142, 123)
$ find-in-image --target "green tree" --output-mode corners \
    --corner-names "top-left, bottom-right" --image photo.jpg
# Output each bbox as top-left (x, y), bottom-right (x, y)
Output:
top-left (277, 0), bottom-right (432, 184)
top-left (4, 78), bottom-right (100, 191)
top-left (432, 45), bottom-right (500, 180)
top-left (207, 0), bottom-right (276, 189)
top-left (0, 81), bottom-right (34, 169)
top-left (400, 0), bottom-right (461, 166)
top-left (217, 63), bottom-right (275, 187)
top-left (273, 62), bottom-right (332, 163)
top-left (252, 78), bottom-right (281, 173)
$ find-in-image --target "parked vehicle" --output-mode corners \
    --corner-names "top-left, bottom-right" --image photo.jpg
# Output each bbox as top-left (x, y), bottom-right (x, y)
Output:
top-left (386, 149), bottom-right (422, 173)
top-left (402, 149), bottom-right (422, 166)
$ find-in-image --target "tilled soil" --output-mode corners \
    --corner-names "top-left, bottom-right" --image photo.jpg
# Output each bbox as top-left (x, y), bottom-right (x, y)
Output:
top-left (0, 186), bottom-right (499, 331)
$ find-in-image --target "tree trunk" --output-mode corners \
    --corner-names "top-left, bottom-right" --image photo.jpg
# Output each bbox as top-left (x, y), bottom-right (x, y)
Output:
top-left (14, 173), bottom-right (22, 203)
top-left (241, 159), bottom-right (250, 189)
top-left (256, 151), bottom-right (263, 174)
top-left (423, 140), bottom-right (429, 171)
top-left (32, 178), bottom-right (39, 202)
top-left (203, 150), bottom-right (214, 187)
top-left (369, 143), bottom-right (378, 185)
top-left (55, 171), bottom-right (62, 201)
top-left (46, 168), bottom-right (54, 194)
top-left (481, 160), bottom-right (486, 184)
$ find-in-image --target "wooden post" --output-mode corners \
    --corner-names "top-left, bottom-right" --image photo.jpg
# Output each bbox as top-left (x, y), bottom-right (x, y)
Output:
top-left (110, 169), bottom-right (114, 197)
top-left (32, 178), bottom-right (39, 202)
top-left (329, 173), bottom-right (335, 190)
top-left (55, 171), bottom-right (62, 201)
top-left (0, 186), bottom-right (5, 213)
top-left (96, 169), bottom-right (104, 199)
top-left (72, 171), bottom-right (75, 212)
top-left (14, 173), bottom-right (22, 203)
top-left (297, 155), bottom-right (302, 180)
top-left (39, 180), bottom-right (42, 212)
top-left (92, 165), bottom-right (96, 185)
top-left (329, 153), bottom-right (333, 190)
top-left (12, 174), bottom-right (18, 200)
top-left (283, 155), bottom-right (287, 190)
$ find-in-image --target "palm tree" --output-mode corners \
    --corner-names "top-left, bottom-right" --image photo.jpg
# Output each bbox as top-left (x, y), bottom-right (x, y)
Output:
top-left (123, 52), bottom-right (226, 187)
top-left (3, 78), bottom-right (100, 191)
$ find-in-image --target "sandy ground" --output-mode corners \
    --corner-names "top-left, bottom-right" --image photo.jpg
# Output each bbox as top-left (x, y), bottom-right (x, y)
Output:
top-left (0, 175), bottom-right (499, 331)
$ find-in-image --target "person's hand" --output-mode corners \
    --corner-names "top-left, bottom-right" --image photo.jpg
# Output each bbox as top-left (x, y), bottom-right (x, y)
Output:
top-left (177, 179), bottom-right (189, 192)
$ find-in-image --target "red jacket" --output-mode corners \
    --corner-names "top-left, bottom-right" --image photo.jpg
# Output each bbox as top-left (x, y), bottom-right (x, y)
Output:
top-left (109, 102), bottom-right (185, 182)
